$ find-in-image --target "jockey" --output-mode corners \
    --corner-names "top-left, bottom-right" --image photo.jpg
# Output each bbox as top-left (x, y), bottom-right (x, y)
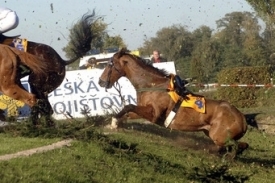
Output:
top-left (0, 7), bottom-right (19, 34)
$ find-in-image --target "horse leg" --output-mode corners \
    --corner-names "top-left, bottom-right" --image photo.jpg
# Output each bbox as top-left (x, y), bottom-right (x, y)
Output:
top-left (29, 82), bottom-right (55, 127)
top-left (207, 123), bottom-right (248, 158)
top-left (2, 84), bottom-right (37, 107)
top-left (30, 105), bottom-right (39, 126)
top-left (10, 82), bottom-right (38, 126)
top-left (236, 142), bottom-right (249, 155)
top-left (39, 98), bottom-right (55, 127)
top-left (30, 98), bottom-right (54, 127)
top-left (109, 104), bottom-right (154, 129)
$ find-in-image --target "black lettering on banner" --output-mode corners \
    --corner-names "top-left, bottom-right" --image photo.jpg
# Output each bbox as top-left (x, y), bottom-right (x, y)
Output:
top-left (112, 95), bottom-right (123, 107)
top-left (74, 100), bottom-right (78, 112)
top-left (101, 97), bottom-right (114, 109)
top-left (74, 81), bottom-right (85, 93)
top-left (53, 102), bottom-right (66, 114)
top-left (51, 95), bottom-right (137, 116)
top-left (52, 87), bottom-right (63, 97)
top-left (87, 80), bottom-right (100, 92)
top-left (87, 98), bottom-right (99, 110)
top-left (64, 82), bottom-right (74, 95)
top-left (127, 95), bottom-right (137, 104)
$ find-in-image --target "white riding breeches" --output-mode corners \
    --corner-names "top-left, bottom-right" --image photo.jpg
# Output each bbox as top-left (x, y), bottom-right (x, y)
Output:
top-left (0, 9), bottom-right (19, 33)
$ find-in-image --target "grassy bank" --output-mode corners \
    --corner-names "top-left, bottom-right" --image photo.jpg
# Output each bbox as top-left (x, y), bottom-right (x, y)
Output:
top-left (0, 117), bottom-right (274, 183)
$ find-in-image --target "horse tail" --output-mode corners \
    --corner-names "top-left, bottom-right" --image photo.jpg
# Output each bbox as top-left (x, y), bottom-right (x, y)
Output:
top-left (5, 46), bottom-right (47, 76)
top-left (64, 10), bottom-right (98, 66)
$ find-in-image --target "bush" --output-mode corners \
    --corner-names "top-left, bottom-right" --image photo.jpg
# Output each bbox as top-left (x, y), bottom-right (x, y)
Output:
top-left (216, 66), bottom-right (274, 108)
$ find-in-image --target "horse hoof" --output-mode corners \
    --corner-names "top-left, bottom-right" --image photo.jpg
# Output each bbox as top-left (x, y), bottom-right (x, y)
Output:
top-left (237, 142), bottom-right (249, 154)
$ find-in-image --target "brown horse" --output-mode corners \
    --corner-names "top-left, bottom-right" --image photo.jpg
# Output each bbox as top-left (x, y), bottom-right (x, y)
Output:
top-left (98, 48), bottom-right (248, 155)
top-left (0, 44), bottom-right (47, 107)
top-left (0, 11), bottom-right (97, 126)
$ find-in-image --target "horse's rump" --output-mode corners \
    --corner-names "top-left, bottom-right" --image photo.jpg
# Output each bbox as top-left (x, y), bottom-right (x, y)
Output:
top-left (0, 44), bottom-right (47, 76)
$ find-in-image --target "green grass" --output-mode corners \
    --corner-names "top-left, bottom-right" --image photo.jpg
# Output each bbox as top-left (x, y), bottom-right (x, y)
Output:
top-left (0, 113), bottom-right (274, 182)
top-left (0, 133), bottom-right (60, 155)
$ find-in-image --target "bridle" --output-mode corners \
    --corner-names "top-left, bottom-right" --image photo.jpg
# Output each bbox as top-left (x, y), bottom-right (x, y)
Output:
top-left (105, 57), bottom-right (125, 90)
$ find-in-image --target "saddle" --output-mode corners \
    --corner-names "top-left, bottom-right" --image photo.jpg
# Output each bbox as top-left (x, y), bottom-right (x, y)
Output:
top-left (165, 75), bottom-right (206, 127)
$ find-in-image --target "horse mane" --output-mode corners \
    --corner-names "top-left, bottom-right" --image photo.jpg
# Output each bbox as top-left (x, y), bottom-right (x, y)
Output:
top-left (117, 48), bottom-right (170, 76)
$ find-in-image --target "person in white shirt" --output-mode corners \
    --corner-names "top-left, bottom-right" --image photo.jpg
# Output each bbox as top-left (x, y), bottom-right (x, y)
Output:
top-left (0, 7), bottom-right (19, 34)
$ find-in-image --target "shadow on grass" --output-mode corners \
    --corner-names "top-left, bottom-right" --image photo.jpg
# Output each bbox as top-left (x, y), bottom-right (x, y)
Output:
top-left (120, 122), bottom-right (218, 154)
top-left (237, 155), bottom-right (275, 168)
top-left (120, 121), bottom-right (275, 166)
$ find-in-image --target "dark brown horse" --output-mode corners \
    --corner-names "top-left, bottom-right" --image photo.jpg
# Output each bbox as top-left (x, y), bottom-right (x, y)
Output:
top-left (0, 11), bottom-right (97, 126)
top-left (98, 48), bottom-right (248, 155)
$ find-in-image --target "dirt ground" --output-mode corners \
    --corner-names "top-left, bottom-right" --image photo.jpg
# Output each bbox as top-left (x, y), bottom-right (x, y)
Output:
top-left (0, 139), bottom-right (72, 161)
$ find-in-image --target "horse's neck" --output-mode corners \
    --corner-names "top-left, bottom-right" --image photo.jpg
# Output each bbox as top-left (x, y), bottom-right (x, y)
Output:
top-left (127, 69), bottom-right (168, 90)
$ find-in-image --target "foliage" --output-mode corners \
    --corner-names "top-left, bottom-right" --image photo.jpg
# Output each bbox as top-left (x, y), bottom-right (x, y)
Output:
top-left (103, 34), bottom-right (126, 49)
top-left (188, 162), bottom-right (251, 183)
top-left (245, 0), bottom-right (275, 54)
top-left (62, 11), bottom-right (126, 70)
top-left (190, 39), bottom-right (222, 83)
top-left (216, 66), bottom-right (273, 107)
top-left (245, 0), bottom-right (275, 24)
top-left (138, 11), bottom-right (270, 83)
top-left (139, 25), bottom-right (193, 61)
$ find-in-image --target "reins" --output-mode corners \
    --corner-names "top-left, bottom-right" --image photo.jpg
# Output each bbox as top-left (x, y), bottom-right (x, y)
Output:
top-left (136, 87), bottom-right (168, 92)
top-left (105, 57), bottom-right (125, 91)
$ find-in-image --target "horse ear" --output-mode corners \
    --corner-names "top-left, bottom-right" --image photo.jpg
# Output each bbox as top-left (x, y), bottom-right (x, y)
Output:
top-left (120, 47), bottom-right (130, 54)
top-left (118, 47), bottom-right (129, 58)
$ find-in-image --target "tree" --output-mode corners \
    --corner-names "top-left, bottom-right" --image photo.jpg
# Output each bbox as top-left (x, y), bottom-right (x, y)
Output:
top-left (103, 35), bottom-right (126, 49)
top-left (245, 0), bottom-right (275, 53)
top-left (241, 12), bottom-right (268, 66)
top-left (63, 14), bottom-right (126, 69)
top-left (191, 25), bottom-right (212, 47)
top-left (245, 0), bottom-right (275, 24)
top-left (215, 11), bottom-right (266, 68)
top-left (190, 38), bottom-right (222, 83)
top-left (138, 39), bottom-right (154, 58)
top-left (139, 25), bottom-right (193, 61)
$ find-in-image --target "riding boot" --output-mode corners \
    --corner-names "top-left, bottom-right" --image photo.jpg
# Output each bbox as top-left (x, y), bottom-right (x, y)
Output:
top-left (19, 64), bottom-right (31, 75)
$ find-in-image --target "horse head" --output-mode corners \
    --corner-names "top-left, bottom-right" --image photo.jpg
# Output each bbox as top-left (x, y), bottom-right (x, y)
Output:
top-left (98, 48), bottom-right (129, 89)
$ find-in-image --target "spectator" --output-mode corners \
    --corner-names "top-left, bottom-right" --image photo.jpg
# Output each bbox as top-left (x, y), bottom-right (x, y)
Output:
top-left (79, 57), bottom-right (96, 70)
top-left (0, 7), bottom-right (19, 34)
top-left (150, 50), bottom-right (167, 63)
